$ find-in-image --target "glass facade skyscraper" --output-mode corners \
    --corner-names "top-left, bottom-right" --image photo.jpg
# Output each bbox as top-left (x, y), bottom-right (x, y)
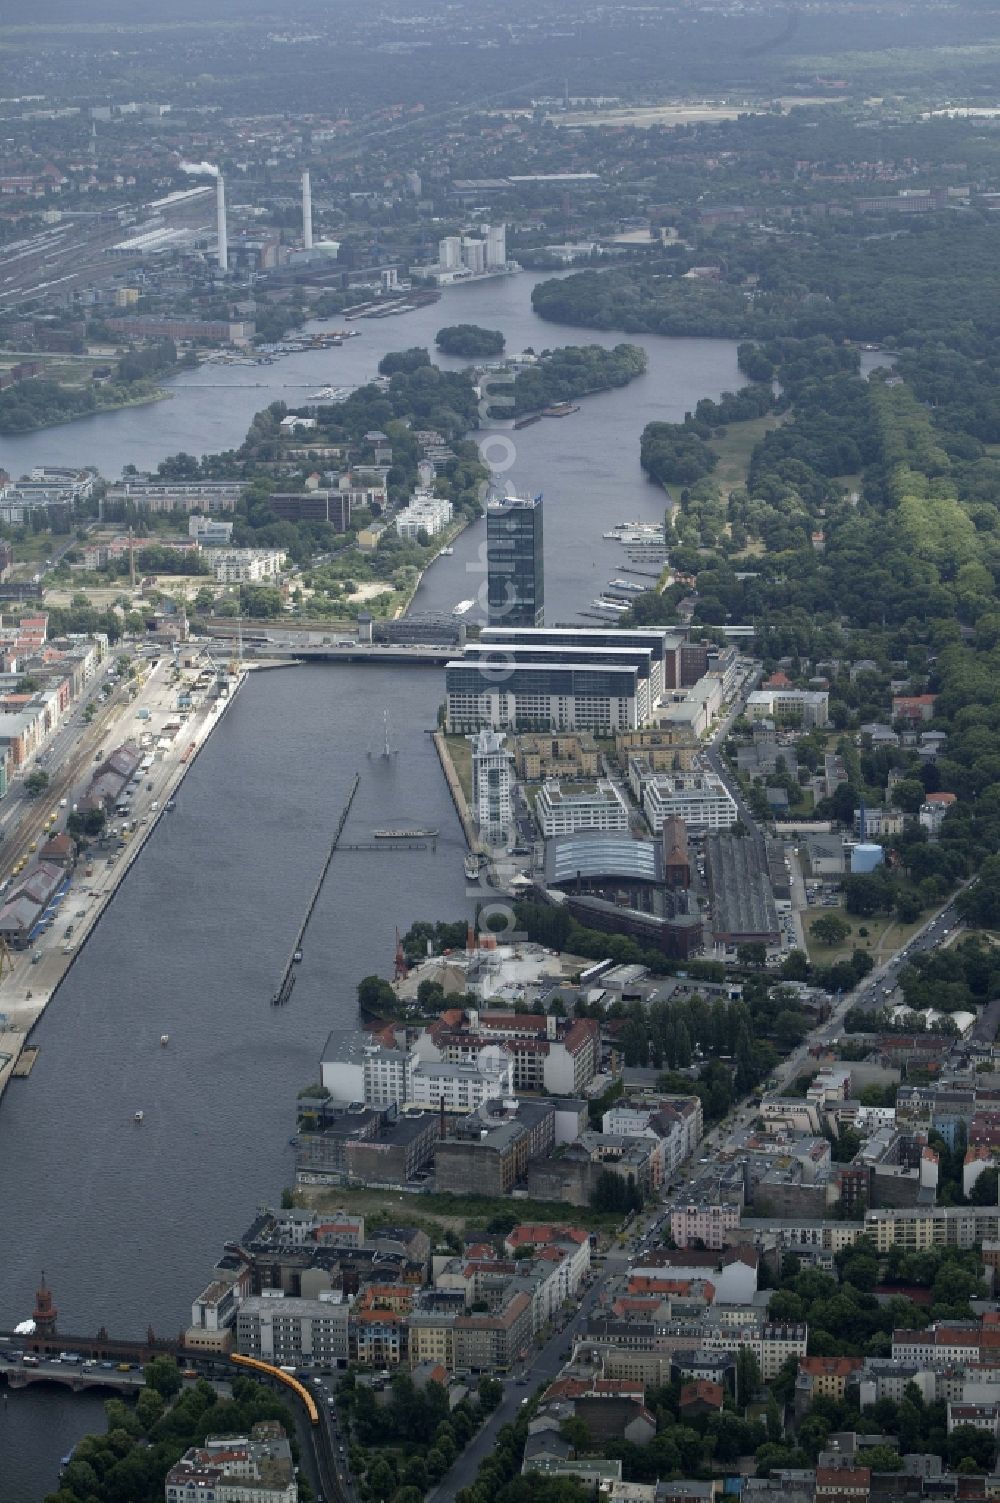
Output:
top-left (486, 493), bottom-right (544, 627)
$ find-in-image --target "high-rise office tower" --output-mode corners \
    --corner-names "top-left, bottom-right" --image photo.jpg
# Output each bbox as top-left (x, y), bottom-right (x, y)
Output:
top-left (486, 492), bottom-right (544, 627)
top-left (302, 170), bottom-right (313, 250)
top-left (216, 175), bottom-right (228, 272)
top-left (485, 223), bottom-right (506, 269)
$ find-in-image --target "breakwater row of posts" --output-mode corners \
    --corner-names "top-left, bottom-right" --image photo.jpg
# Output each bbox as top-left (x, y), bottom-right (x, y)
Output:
top-left (271, 771), bottom-right (361, 1006)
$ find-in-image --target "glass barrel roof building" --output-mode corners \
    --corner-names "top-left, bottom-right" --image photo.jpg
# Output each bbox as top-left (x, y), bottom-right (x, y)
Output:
top-left (545, 832), bottom-right (663, 887)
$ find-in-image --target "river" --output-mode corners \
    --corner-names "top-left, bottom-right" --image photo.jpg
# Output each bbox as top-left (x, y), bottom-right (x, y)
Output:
top-left (0, 273), bottom-right (749, 1499)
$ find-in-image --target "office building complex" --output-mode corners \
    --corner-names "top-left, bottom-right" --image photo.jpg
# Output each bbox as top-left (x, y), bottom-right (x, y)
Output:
top-left (446, 659), bottom-right (640, 735)
top-left (487, 492), bottom-right (544, 628)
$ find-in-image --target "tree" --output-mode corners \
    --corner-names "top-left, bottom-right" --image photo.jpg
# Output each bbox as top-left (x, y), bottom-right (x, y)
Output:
top-left (970, 1166), bottom-right (999, 1205)
top-left (478, 1375), bottom-right (503, 1411)
top-left (736, 1347), bottom-right (762, 1406)
top-left (436, 325), bottom-right (505, 358)
top-left (68, 808), bottom-right (106, 841)
top-left (357, 974), bottom-right (397, 1013)
top-left (862, 1446), bottom-right (904, 1472)
top-left (136, 1385), bottom-right (165, 1429)
top-left (143, 1355), bottom-right (182, 1397)
top-left (378, 347), bottom-right (431, 376)
top-left (737, 942), bottom-right (768, 969)
top-left (559, 1414), bottom-right (591, 1451)
top-left (810, 913), bottom-right (852, 946)
top-left (24, 769), bottom-right (49, 797)
top-left (891, 778), bottom-right (926, 814)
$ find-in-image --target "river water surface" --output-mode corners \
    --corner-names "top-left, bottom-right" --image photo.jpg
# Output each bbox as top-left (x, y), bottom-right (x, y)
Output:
top-left (0, 273), bottom-right (750, 1499)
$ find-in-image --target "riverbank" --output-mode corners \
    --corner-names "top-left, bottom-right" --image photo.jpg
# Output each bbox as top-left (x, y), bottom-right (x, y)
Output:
top-left (0, 661), bottom-right (248, 1103)
top-left (395, 515), bottom-right (473, 618)
top-left (433, 730), bottom-right (476, 851)
top-left (0, 385), bottom-right (170, 437)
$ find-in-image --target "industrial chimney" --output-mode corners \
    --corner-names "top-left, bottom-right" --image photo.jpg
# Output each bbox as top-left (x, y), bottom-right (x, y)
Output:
top-left (216, 174), bottom-right (228, 272)
top-left (302, 170), bottom-right (313, 250)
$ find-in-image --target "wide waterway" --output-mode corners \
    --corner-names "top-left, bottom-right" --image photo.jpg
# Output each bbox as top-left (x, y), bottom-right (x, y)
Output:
top-left (0, 272), bottom-right (750, 1499)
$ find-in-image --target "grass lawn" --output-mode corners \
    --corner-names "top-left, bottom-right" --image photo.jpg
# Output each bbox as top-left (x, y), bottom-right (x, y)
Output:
top-left (296, 1183), bottom-right (619, 1235)
top-left (10, 534), bottom-right (59, 567)
top-left (709, 413), bottom-right (786, 493)
top-left (443, 734), bottom-right (473, 802)
top-left (804, 905), bottom-right (928, 967)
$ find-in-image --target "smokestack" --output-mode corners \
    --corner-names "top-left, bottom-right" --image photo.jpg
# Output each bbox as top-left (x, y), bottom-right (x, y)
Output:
top-left (302, 170), bottom-right (313, 251)
top-left (216, 175), bottom-right (228, 272)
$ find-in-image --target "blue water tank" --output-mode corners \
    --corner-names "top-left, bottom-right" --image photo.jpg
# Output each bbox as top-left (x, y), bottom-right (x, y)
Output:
top-left (851, 842), bottom-right (884, 874)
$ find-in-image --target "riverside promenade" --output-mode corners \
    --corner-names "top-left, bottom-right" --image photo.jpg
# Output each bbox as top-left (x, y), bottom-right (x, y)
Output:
top-left (0, 656), bottom-right (248, 1103)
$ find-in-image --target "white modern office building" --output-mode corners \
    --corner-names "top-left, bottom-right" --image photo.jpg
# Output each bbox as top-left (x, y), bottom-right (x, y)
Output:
top-left (535, 778), bottom-right (630, 837)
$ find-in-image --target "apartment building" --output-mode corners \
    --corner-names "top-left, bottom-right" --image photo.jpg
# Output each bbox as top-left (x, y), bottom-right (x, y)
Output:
top-left (165, 1425), bottom-right (297, 1503)
top-left (349, 1307), bottom-right (407, 1366)
top-left (865, 1204), bottom-right (1000, 1252)
top-left (643, 772), bottom-right (738, 832)
top-left (472, 728), bottom-right (514, 848)
top-left (454, 1290), bottom-right (533, 1373)
top-left (107, 479), bottom-right (241, 514)
top-left (798, 1355), bottom-right (864, 1401)
top-left (210, 548), bottom-right (286, 584)
top-left (516, 732), bottom-right (600, 781)
top-left (670, 1203), bottom-right (740, 1252)
top-left (746, 687), bottom-right (830, 728)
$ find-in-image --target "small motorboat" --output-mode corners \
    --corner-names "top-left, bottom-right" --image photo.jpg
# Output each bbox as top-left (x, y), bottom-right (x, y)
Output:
top-left (134, 1110), bottom-right (144, 1124)
top-left (160, 1034), bottom-right (169, 1046)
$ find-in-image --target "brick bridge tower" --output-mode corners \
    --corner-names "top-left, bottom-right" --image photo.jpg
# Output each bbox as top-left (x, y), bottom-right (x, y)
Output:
top-left (33, 1273), bottom-right (57, 1338)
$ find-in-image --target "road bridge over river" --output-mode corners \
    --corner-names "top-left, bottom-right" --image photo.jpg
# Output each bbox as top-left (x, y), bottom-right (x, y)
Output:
top-left (0, 1353), bottom-right (149, 1393)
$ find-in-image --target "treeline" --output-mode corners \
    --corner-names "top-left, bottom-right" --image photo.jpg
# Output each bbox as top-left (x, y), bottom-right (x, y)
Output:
top-left (504, 343), bottom-right (647, 417)
top-left (623, 298), bottom-right (1000, 915)
top-left (531, 219), bottom-right (1000, 355)
top-left (43, 1369), bottom-right (302, 1503)
top-left (115, 338), bottom-right (177, 384)
top-left (0, 340), bottom-right (178, 434)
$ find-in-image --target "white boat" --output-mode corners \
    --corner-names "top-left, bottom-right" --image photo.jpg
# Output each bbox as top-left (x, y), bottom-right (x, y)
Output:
top-left (159, 1034), bottom-right (169, 1046)
top-left (452, 599), bottom-right (475, 617)
top-left (603, 522), bottom-right (665, 543)
top-left (307, 385), bottom-right (352, 403)
top-left (134, 1110), bottom-right (144, 1123)
top-left (608, 578), bottom-right (646, 593)
top-left (591, 597), bottom-right (631, 613)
